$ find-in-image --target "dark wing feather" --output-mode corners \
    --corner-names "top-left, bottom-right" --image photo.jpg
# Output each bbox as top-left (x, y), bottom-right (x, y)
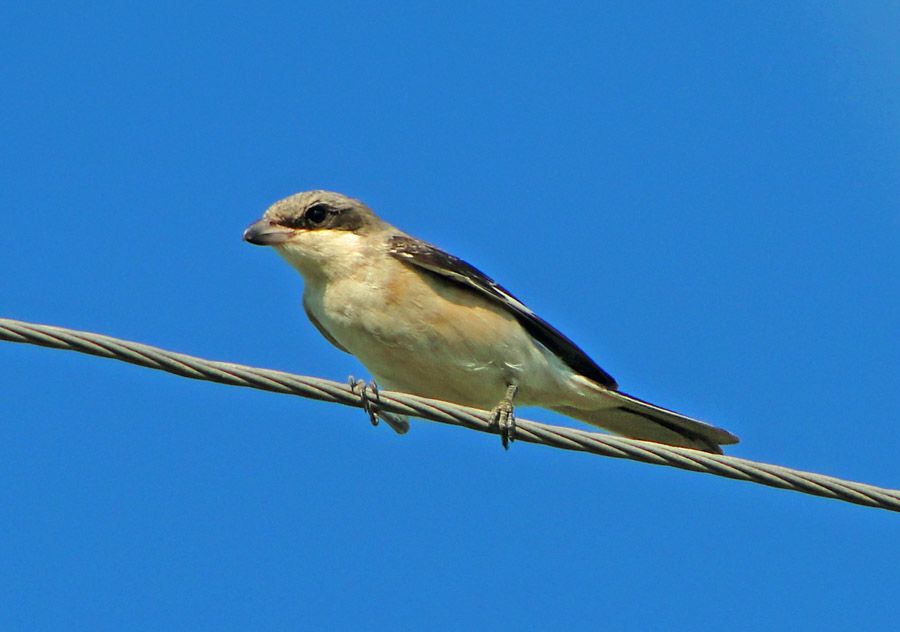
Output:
top-left (388, 235), bottom-right (617, 389)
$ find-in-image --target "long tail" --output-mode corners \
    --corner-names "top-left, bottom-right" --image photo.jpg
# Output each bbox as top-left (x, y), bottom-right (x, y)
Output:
top-left (553, 390), bottom-right (739, 454)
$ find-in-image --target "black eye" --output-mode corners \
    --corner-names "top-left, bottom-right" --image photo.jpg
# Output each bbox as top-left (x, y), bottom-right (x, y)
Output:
top-left (306, 204), bottom-right (330, 225)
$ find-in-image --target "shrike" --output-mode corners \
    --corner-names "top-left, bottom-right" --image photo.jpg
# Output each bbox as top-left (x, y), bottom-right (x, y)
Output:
top-left (243, 190), bottom-right (739, 453)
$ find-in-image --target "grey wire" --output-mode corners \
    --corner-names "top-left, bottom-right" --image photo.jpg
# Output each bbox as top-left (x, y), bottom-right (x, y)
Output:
top-left (2, 317), bottom-right (898, 513)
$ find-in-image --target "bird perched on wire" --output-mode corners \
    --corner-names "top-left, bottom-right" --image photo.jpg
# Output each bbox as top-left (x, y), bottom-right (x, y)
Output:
top-left (243, 190), bottom-right (739, 453)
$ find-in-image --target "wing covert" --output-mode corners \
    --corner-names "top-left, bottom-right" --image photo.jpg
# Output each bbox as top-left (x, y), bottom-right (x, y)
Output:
top-left (387, 235), bottom-right (617, 389)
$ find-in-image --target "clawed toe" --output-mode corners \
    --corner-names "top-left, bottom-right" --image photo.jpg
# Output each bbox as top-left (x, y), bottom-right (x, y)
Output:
top-left (350, 376), bottom-right (380, 426)
top-left (349, 377), bottom-right (410, 435)
top-left (491, 384), bottom-right (519, 449)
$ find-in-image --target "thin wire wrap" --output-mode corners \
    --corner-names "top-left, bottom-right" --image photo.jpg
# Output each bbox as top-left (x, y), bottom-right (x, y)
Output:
top-left (2, 317), bottom-right (898, 513)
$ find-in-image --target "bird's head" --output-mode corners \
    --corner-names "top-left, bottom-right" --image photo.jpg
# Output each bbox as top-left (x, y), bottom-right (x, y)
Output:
top-left (243, 190), bottom-right (388, 280)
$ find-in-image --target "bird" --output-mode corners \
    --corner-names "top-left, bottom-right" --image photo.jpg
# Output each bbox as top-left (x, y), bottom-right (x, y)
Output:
top-left (243, 190), bottom-right (739, 453)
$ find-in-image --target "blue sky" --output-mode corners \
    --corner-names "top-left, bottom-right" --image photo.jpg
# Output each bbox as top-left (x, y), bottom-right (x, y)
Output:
top-left (1, 2), bottom-right (898, 630)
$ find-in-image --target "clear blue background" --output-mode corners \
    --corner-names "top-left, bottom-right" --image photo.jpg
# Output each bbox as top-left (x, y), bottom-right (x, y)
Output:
top-left (2, 3), bottom-right (898, 630)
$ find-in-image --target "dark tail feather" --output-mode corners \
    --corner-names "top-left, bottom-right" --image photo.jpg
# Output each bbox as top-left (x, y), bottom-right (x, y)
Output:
top-left (554, 391), bottom-right (739, 454)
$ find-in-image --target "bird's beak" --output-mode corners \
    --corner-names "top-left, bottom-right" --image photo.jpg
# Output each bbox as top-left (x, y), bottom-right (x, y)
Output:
top-left (243, 219), bottom-right (294, 246)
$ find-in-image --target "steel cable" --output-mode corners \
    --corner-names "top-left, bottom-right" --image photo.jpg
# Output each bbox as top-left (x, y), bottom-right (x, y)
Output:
top-left (2, 317), bottom-right (898, 513)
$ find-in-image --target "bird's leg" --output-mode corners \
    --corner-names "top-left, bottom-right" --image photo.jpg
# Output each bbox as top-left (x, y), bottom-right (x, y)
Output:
top-left (491, 384), bottom-right (519, 449)
top-left (349, 376), bottom-right (379, 426)
top-left (348, 377), bottom-right (410, 435)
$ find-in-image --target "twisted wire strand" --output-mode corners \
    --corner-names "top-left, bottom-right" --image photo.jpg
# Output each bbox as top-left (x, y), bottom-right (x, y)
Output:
top-left (2, 317), bottom-right (898, 513)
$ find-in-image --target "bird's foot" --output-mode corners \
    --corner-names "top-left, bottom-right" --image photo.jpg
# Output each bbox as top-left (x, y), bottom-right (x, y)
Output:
top-left (490, 384), bottom-right (519, 449)
top-left (350, 376), bottom-right (380, 427)
top-left (349, 377), bottom-right (410, 435)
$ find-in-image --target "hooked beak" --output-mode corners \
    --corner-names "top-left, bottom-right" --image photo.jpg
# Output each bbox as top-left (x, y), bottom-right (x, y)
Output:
top-left (243, 219), bottom-right (294, 246)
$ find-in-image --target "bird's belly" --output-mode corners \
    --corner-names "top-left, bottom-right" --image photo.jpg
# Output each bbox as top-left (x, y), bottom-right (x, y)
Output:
top-left (326, 305), bottom-right (528, 408)
top-left (306, 275), bottom-right (570, 409)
